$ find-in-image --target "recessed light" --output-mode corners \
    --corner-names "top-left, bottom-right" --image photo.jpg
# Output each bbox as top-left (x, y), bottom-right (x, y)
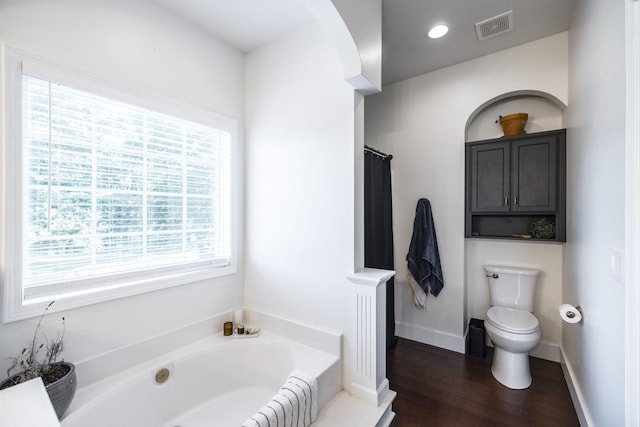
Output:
top-left (427, 24), bottom-right (449, 39)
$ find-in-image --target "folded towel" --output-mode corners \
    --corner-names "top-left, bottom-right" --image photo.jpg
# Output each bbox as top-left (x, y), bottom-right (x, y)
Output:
top-left (243, 410), bottom-right (273, 427)
top-left (286, 372), bottom-right (318, 425)
top-left (242, 393), bottom-right (289, 427)
top-left (270, 390), bottom-right (294, 427)
top-left (242, 371), bottom-right (318, 427)
top-left (264, 397), bottom-right (288, 426)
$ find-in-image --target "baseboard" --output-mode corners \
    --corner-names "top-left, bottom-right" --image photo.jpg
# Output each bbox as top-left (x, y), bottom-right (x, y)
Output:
top-left (530, 340), bottom-right (561, 362)
top-left (401, 321), bottom-right (561, 362)
top-left (395, 321), bottom-right (466, 353)
top-left (560, 346), bottom-right (593, 426)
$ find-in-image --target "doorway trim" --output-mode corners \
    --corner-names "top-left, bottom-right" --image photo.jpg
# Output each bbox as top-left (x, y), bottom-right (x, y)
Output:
top-left (625, 0), bottom-right (639, 425)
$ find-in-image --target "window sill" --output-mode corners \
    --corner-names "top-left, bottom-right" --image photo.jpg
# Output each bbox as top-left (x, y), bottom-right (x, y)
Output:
top-left (2, 263), bottom-right (236, 323)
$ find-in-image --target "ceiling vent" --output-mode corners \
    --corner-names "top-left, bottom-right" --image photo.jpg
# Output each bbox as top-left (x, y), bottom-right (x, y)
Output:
top-left (475, 11), bottom-right (513, 41)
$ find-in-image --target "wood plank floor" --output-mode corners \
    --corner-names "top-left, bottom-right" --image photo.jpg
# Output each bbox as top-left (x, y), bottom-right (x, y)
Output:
top-left (387, 338), bottom-right (579, 427)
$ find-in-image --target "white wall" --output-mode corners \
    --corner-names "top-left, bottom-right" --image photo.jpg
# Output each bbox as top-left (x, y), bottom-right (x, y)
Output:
top-left (365, 32), bottom-right (568, 354)
top-left (564, 0), bottom-right (626, 424)
top-left (466, 240), bottom-right (564, 361)
top-left (467, 95), bottom-right (565, 142)
top-left (245, 22), bottom-right (357, 388)
top-left (0, 0), bottom-right (245, 382)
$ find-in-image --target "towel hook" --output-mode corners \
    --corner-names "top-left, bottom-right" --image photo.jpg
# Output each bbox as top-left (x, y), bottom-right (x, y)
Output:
top-left (486, 273), bottom-right (499, 279)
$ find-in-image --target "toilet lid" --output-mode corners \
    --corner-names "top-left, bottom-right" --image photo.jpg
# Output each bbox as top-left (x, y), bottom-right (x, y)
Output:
top-left (486, 306), bottom-right (539, 334)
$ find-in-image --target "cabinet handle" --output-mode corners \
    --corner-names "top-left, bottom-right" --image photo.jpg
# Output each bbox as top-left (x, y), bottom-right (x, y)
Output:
top-left (514, 195), bottom-right (518, 205)
top-left (504, 196), bottom-right (508, 206)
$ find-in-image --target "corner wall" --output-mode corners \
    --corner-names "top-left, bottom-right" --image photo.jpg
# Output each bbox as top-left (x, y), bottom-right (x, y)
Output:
top-left (244, 22), bottom-right (357, 390)
top-left (365, 32), bottom-right (568, 354)
top-left (0, 0), bottom-right (245, 381)
top-left (564, 0), bottom-right (626, 424)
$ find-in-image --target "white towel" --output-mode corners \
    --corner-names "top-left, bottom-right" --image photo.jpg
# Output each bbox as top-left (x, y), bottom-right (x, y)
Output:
top-left (408, 271), bottom-right (427, 310)
top-left (270, 391), bottom-right (294, 426)
top-left (279, 386), bottom-right (302, 426)
top-left (287, 371), bottom-right (318, 424)
top-left (242, 371), bottom-right (318, 427)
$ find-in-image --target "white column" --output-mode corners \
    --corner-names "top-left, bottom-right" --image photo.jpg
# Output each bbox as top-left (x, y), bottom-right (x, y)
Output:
top-left (347, 268), bottom-right (395, 406)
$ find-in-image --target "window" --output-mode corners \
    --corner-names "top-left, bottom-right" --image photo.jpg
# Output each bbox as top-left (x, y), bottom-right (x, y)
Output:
top-left (2, 47), bottom-right (237, 321)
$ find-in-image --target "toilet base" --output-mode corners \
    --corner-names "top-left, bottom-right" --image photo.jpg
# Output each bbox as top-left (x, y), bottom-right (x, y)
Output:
top-left (491, 346), bottom-right (532, 389)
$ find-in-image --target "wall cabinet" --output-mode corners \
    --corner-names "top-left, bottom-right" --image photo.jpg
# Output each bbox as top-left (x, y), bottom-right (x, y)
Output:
top-left (465, 129), bottom-right (566, 241)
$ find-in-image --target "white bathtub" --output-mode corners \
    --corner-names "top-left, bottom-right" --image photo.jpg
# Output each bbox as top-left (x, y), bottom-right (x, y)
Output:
top-left (61, 331), bottom-right (340, 427)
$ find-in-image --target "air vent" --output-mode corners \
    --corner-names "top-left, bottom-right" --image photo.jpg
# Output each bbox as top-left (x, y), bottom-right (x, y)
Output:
top-left (475, 11), bottom-right (513, 41)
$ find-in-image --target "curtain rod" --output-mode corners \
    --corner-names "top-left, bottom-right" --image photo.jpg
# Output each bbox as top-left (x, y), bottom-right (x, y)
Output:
top-left (364, 145), bottom-right (393, 160)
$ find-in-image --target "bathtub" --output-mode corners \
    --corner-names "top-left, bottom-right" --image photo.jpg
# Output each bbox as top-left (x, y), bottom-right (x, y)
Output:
top-left (61, 330), bottom-right (340, 427)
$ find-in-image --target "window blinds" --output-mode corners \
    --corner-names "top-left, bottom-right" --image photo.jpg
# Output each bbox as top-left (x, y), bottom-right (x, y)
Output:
top-left (21, 74), bottom-right (232, 297)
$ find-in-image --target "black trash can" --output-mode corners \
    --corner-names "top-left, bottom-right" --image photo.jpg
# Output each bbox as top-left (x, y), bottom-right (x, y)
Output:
top-left (468, 318), bottom-right (486, 358)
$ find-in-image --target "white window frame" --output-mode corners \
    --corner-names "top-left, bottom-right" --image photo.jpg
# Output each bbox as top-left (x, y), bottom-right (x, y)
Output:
top-left (1, 45), bottom-right (238, 322)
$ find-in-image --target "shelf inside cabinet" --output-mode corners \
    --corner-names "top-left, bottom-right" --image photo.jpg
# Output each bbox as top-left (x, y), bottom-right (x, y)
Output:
top-left (468, 214), bottom-right (558, 240)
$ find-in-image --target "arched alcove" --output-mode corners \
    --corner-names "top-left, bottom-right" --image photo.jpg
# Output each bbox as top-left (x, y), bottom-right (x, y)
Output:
top-left (464, 89), bottom-right (568, 364)
top-left (465, 90), bottom-right (567, 142)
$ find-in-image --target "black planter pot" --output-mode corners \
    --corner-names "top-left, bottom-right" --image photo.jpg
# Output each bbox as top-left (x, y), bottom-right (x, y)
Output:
top-left (46, 362), bottom-right (77, 419)
top-left (0, 362), bottom-right (77, 420)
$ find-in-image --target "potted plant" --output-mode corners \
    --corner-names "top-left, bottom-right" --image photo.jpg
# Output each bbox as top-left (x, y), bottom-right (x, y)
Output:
top-left (530, 217), bottom-right (556, 239)
top-left (496, 113), bottom-right (528, 136)
top-left (0, 301), bottom-right (76, 419)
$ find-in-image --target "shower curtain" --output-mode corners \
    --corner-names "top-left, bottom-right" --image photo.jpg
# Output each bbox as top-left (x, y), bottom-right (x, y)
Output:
top-left (364, 148), bottom-right (397, 348)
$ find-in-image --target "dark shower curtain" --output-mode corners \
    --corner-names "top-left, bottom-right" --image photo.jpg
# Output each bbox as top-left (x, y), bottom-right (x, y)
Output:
top-left (364, 147), bottom-right (397, 349)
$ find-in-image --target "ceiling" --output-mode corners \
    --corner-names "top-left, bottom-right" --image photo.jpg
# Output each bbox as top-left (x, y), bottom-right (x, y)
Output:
top-left (151, 0), bottom-right (577, 86)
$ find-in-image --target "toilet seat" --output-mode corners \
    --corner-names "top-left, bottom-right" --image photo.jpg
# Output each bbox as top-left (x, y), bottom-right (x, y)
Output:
top-left (486, 306), bottom-right (539, 334)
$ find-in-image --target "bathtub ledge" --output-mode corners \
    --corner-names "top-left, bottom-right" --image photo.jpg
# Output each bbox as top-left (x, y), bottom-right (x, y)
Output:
top-left (311, 389), bottom-right (396, 427)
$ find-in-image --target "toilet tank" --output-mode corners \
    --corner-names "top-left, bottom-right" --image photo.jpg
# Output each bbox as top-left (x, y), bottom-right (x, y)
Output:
top-left (484, 265), bottom-right (540, 312)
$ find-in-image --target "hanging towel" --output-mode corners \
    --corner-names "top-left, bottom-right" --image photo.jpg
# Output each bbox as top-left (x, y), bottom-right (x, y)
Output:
top-left (407, 271), bottom-right (428, 309)
top-left (406, 198), bottom-right (444, 308)
top-left (242, 371), bottom-right (318, 427)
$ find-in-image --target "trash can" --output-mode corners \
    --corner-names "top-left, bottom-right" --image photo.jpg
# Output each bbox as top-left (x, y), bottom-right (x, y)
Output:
top-left (468, 318), bottom-right (486, 358)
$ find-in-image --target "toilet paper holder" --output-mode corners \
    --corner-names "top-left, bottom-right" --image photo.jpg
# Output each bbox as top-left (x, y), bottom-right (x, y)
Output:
top-left (559, 303), bottom-right (583, 323)
top-left (565, 306), bottom-right (583, 319)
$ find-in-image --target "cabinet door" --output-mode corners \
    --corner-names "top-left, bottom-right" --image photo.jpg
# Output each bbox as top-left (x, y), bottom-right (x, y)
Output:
top-left (469, 141), bottom-right (510, 213)
top-left (511, 135), bottom-right (557, 212)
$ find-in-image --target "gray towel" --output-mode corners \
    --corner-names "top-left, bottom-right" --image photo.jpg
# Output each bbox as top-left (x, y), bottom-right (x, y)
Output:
top-left (406, 198), bottom-right (444, 300)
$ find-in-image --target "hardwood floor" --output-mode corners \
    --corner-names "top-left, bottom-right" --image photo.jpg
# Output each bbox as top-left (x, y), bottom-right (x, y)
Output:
top-left (387, 338), bottom-right (579, 427)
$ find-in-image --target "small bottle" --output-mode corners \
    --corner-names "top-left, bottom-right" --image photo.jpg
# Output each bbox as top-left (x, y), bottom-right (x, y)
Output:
top-left (237, 325), bottom-right (245, 335)
top-left (223, 321), bottom-right (233, 336)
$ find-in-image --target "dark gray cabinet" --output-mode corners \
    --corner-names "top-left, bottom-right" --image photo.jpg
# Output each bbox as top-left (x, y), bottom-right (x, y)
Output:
top-left (465, 129), bottom-right (566, 241)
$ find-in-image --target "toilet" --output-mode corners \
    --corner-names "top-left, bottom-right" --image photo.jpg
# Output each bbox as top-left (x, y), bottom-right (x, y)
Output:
top-left (483, 265), bottom-right (541, 390)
